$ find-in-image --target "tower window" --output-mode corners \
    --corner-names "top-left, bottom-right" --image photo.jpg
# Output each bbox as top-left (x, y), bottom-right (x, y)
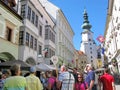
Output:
top-left (91, 56), bottom-right (93, 58)
top-left (89, 39), bottom-right (91, 41)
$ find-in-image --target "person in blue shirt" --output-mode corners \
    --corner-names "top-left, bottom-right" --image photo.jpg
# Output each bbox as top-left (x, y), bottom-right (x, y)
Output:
top-left (85, 64), bottom-right (96, 90)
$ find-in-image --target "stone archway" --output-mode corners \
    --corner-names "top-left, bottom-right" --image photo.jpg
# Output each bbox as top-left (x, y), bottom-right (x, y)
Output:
top-left (0, 52), bottom-right (15, 62)
top-left (26, 57), bottom-right (36, 65)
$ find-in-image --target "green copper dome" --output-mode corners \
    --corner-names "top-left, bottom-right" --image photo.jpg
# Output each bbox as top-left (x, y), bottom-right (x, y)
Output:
top-left (81, 9), bottom-right (92, 30)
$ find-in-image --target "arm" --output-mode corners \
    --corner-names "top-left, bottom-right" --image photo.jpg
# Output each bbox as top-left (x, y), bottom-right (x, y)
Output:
top-left (56, 81), bottom-right (62, 90)
top-left (46, 83), bottom-right (52, 90)
top-left (89, 80), bottom-right (94, 90)
top-left (37, 78), bottom-right (43, 90)
top-left (85, 82), bottom-right (89, 90)
top-left (112, 82), bottom-right (116, 90)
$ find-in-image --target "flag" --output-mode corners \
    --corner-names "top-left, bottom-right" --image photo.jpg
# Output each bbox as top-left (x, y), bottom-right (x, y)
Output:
top-left (43, 48), bottom-right (48, 57)
top-left (101, 47), bottom-right (105, 55)
top-left (71, 59), bottom-right (74, 63)
top-left (97, 35), bottom-right (105, 43)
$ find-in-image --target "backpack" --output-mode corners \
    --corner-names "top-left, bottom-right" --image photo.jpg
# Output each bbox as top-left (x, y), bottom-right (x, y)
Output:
top-left (52, 79), bottom-right (57, 90)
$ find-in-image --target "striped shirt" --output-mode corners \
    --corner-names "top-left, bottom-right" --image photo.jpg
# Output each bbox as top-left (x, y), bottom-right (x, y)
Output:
top-left (58, 72), bottom-right (75, 90)
top-left (3, 76), bottom-right (27, 90)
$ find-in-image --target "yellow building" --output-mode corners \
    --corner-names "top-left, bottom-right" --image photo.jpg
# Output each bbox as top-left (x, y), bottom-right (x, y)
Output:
top-left (0, 0), bottom-right (22, 62)
top-left (75, 50), bottom-right (88, 73)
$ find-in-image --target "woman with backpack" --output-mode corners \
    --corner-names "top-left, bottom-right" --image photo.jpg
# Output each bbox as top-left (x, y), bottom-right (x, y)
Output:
top-left (74, 73), bottom-right (88, 90)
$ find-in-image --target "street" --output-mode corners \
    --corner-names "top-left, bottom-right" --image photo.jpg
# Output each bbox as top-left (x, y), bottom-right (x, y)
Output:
top-left (116, 85), bottom-right (120, 90)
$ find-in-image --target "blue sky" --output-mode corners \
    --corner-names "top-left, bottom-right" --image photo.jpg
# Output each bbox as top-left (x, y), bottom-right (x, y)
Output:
top-left (49, 0), bottom-right (108, 50)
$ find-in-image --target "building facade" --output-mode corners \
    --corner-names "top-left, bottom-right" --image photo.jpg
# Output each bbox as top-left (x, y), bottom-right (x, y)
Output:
top-left (75, 50), bottom-right (87, 73)
top-left (40, 0), bottom-right (75, 67)
top-left (0, 0), bottom-right (22, 62)
top-left (80, 9), bottom-right (98, 68)
top-left (18, 0), bottom-right (55, 65)
top-left (104, 0), bottom-right (120, 72)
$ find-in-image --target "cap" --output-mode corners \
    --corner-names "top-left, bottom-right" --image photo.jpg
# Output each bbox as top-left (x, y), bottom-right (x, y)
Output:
top-left (30, 66), bottom-right (36, 72)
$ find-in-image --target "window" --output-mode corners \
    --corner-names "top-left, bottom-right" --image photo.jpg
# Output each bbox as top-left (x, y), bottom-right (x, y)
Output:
top-left (45, 29), bottom-right (48, 39)
top-left (30, 35), bottom-right (33, 48)
top-left (38, 45), bottom-right (42, 54)
top-left (19, 31), bottom-right (24, 45)
top-left (31, 11), bottom-right (35, 24)
top-left (27, 6), bottom-right (31, 20)
top-left (39, 25), bottom-right (42, 36)
top-left (35, 15), bottom-right (38, 27)
top-left (53, 34), bottom-right (55, 43)
top-left (89, 39), bottom-right (91, 41)
top-left (26, 32), bottom-right (29, 46)
top-left (49, 31), bottom-right (51, 40)
top-left (91, 56), bottom-right (93, 58)
top-left (34, 38), bottom-right (37, 50)
top-left (6, 27), bottom-right (12, 41)
top-left (116, 17), bottom-right (118, 23)
top-left (21, 4), bottom-right (26, 18)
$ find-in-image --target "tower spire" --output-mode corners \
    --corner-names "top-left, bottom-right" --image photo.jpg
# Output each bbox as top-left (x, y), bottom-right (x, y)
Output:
top-left (81, 9), bottom-right (92, 30)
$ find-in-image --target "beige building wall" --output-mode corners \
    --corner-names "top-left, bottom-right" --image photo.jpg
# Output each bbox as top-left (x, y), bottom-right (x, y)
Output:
top-left (0, 1), bottom-right (22, 61)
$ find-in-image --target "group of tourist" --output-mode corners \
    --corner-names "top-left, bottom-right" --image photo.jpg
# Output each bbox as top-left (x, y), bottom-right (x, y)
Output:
top-left (0, 63), bottom-right (117, 90)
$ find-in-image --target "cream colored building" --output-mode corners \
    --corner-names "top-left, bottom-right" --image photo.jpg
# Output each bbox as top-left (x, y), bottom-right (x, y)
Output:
top-left (104, 0), bottom-right (120, 72)
top-left (40, 0), bottom-right (75, 67)
top-left (0, 0), bottom-right (22, 62)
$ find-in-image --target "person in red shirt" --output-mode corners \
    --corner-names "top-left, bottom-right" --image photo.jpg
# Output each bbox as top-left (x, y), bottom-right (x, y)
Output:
top-left (99, 67), bottom-right (116, 90)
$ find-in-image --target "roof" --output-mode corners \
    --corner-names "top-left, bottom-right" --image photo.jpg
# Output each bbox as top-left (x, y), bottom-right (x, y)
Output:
top-left (77, 50), bottom-right (84, 55)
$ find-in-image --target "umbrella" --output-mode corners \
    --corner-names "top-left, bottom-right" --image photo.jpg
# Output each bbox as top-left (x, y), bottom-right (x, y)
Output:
top-left (0, 60), bottom-right (32, 70)
top-left (36, 62), bottom-right (56, 71)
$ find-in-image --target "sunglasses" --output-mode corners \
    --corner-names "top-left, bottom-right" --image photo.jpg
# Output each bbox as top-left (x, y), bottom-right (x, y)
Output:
top-left (78, 77), bottom-right (82, 78)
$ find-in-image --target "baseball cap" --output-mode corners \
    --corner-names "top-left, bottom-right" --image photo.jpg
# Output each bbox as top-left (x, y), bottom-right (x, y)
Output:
top-left (30, 66), bottom-right (36, 72)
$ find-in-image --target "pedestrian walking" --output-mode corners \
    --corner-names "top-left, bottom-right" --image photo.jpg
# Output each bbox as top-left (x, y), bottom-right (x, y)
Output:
top-left (84, 64), bottom-right (96, 90)
top-left (26, 66), bottom-right (43, 90)
top-left (99, 67), bottom-right (116, 90)
top-left (74, 73), bottom-right (88, 90)
top-left (3, 64), bottom-right (27, 90)
top-left (57, 65), bottom-right (75, 90)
